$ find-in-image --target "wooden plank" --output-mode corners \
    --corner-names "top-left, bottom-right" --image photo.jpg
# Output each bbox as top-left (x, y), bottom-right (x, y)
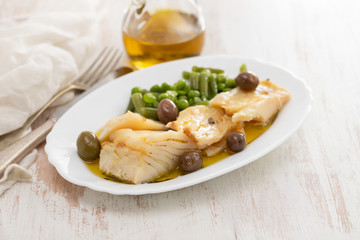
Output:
top-left (1, 0), bottom-right (360, 239)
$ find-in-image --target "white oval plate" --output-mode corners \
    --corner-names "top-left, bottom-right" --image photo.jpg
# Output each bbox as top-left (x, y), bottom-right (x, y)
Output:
top-left (45, 55), bottom-right (313, 195)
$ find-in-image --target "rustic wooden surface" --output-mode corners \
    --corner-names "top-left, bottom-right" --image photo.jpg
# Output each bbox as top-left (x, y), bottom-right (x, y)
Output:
top-left (1, 0), bottom-right (360, 239)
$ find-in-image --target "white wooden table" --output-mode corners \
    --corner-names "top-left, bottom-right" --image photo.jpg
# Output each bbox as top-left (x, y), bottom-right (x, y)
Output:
top-left (1, 0), bottom-right (360, 239)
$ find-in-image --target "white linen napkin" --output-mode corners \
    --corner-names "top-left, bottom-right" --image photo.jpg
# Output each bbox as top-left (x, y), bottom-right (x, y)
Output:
top-left (0, 0), bottom-right (105, 195)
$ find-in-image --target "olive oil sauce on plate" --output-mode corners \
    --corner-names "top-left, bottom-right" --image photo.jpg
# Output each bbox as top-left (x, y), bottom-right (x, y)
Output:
top-left (85, 121), bottom-right (273, 184)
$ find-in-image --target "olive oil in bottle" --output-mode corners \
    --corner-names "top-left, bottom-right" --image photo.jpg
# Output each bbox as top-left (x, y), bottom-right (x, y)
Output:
top-left (122, 9), bottom-right (205, 69)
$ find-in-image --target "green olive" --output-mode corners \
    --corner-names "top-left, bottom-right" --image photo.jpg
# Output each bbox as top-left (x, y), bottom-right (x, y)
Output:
top-left (76, 131), bottom-right (101, 161)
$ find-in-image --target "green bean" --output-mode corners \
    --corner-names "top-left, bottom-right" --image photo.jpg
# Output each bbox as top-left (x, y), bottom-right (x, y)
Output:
top-left (126, 97), bottom-right (135, 112)
top-left (182, 71), bottom-right (191, 80)
top-left (240, 63), bottom-right (247, 72)
top-left (209, 68), bottom-right (225, 74)
top-left (192, 66), bottom-right (202, 72)
top-left (208, 73), bottom-right (218, 98)
top-left (199, 72), bottom-right (209, 99)
top-left (143, 92), bottom-right (157, 104)
top-left (188, 90), bottom-right (200, 98)
top-left (190, 72), bottom-right (200, 90)
top-left (128, 65), bottom-right (236, 116)
top-left (131, 93), bottom-right (145, 113)
top-left (141, 107), bottom-right (158, 120)
top-left (192, 66), bottom-right (225, 74)
top-left (200, 69), bottom-right (211, 74)
top-left (150, 84), bottom-right (162, 93)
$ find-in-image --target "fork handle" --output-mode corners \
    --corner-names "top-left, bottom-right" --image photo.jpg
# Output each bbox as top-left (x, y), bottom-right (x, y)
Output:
top-left (0, 84), bottom-right (83, 151)
top-left (0, 119), bottom-right (56, 179)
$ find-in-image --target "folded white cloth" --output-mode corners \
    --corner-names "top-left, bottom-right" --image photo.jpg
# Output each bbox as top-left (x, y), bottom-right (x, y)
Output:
top-left (0, 3), bottom-right (104, 135)
top-left (0, 0), bottom-right (106, 195)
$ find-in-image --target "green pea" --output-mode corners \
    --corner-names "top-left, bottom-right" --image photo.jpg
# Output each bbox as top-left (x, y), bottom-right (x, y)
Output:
top-left (131, 86), bottom-right (142, 95)
top-left (153, 100), bottom-right (159, 108)
top-left (161, 82), bottom-right (172, 92)
top-left (226, 78), bottom-right (236, 88)
top-left (158, 93), bottom-right (169, 101)
top-left (179, 95), bottom-right (188, 100)
top-left (175, 98), bottom-right (190, 110)
top-left (223, 87), bottom-right (232, 92)
top-left (182, 71), bottom-right (191, 80)
top-left (177, 90), bottom-right (188, 96)
top-left (216, 74), bottom-right (227, 83)
top-left (217, 82), bottom-right (226, 91)
top-left (183, 84), bottom-right (190, 92)
top-left (157, 91), bottom-right (176, 102)
top-left (174, 79), bottom-right (187, 90)
top-left (143, 92), bottom-right (157, 104)
top-left (201, 100), bottom-right (209, 106)
top-left (166, 90), bottom-right (178, 98)
top-left (150, 84), bottom-right (162, 93)
top-left (193, 97), bottom-right (202, 105)
top-left (141, 89), bottom-right (148, 95)
top-left (188, 90), bottom-right (201, 98)
top-left (188, 98), bottom-right (194, 106)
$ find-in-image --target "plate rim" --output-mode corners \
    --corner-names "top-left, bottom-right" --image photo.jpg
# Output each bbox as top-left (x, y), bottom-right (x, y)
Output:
top-left (45, 54), bottom-right (313, 195)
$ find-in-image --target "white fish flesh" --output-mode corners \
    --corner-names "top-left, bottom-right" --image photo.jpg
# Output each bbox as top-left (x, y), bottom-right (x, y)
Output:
top-left (99, 129), bottom-right (197, 184)
top-left (210, 81), bottom-right (291, 125)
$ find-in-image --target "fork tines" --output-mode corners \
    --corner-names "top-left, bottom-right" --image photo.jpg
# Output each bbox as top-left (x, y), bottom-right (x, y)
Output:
top-left (81, 47), bottom-right (123, 87)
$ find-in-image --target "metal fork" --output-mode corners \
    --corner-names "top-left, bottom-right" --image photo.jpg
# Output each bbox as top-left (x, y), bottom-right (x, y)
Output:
top-left (0, 46), bottom-right (122, 151)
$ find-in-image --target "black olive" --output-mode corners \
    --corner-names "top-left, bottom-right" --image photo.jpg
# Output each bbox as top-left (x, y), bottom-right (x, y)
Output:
top-left (76, 131), bottom-right (101, 161)
top-left (157, 99), bottom-right (178, 124)
top-left (179, 151), bottom-right (203, 172)
top-left (235, 72), bottom-right (259, 91)
top-left (226, 132), bottom-right (246, 152)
